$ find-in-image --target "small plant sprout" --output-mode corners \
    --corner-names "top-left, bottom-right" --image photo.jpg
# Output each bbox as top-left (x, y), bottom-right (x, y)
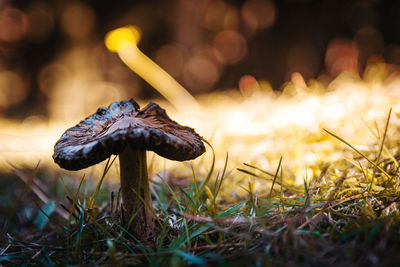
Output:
top-left (53, 99), bottom-right (205, 242)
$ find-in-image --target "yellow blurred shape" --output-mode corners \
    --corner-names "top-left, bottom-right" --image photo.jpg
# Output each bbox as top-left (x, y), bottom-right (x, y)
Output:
top-left (105, 25), bottom-right (201, 112)
top-left (105, 26), bottom-right (141, 52)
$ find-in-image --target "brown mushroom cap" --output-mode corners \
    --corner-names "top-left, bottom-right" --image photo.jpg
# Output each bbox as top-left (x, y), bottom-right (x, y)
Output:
top-left (53, 99), bottom-right (205, 170)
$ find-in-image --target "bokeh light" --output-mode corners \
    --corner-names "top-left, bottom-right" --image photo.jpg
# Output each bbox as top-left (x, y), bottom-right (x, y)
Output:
top-left (154, 43), bottom-right (188, 78)
top-left (212, 30), bottom-right (247, 65)
top-left (61, 2), bottom-right (96, 41)
top-left (0, 7), bottom-right (25, 44)
top-left (0, 0), bottom-right (400, 200)
top-left (238, 74), bottom-right (259, 96)
top-left (204, 0), bottom-right (239, 31)
top-left (242, 0), bottom-right (276, 34)
top-left (325, 39), bottom-right (359, 77)
top-left (287, 42), bottom-right (319, 80)
top-left (0, 71), bottom-right (27, 111)
top-left (183, 46), bottom-right (221, 92)
top-left (24, 1), bottom-right (54, 43)
top-left (354, 26), bottom-right (384, 66)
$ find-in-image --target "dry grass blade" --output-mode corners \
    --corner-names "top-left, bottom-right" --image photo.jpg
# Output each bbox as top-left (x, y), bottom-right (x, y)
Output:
top-left (323, 128), bottom-right (392, 180)
top-left (308, 165), bottom-right (329, 197)
top-left (326, 173), bottom-right (347, 204)
top-left (236, 168), bottom-right (285, 188)
top-left (243, 163), bottom-right (275, 177)
top-left (14, 168), bottom-right (69, 219)
top-left (376, 108), bottom-right (392, 164)
top-left (270, 156), bottom-right (282, 196)
top-left (169, 208), bottom-right (258, 227)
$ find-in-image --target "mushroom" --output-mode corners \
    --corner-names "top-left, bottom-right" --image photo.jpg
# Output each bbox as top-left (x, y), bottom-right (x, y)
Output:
top-left (53, 99), bottom-right (205, 241)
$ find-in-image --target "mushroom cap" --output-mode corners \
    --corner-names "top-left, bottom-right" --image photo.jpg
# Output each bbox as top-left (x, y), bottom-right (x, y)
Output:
top-left (53, 99), bottom-right (205, 170)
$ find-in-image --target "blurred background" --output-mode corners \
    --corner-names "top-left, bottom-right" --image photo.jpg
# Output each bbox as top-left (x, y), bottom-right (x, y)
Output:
top-left (1, 0), bottom-right (400, 120)
top-left (1, 0), bottom-right (400, 201)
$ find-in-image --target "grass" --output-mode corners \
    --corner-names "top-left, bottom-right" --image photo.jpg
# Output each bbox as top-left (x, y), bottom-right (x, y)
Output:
top-left (2, 112), bottom-right (400, 266)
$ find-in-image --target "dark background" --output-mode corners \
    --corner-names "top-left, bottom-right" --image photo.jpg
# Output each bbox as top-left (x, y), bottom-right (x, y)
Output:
top-left (1, 0), bottom-right (399, 118)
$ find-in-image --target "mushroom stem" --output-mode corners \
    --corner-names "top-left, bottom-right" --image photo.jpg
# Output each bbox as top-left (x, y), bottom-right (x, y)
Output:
top-left (119, 146), bottom-right (156, 240)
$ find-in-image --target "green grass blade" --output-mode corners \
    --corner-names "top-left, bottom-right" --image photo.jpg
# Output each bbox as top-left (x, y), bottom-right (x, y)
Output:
top-left (89, 156), bottom-right (117, 208)
top-left (217, 201), bottom-right (246, 218)
top-left (174, 250), bottom-right (205, 266)
top-left (197, 139), bottom-right (215, 195)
